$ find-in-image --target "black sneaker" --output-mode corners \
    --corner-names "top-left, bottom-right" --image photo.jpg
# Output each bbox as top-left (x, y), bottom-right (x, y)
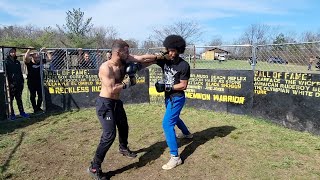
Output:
top-left (87, 166), bottom-right (108, 180)
top-left (119, 148), bottom-right (137, 158)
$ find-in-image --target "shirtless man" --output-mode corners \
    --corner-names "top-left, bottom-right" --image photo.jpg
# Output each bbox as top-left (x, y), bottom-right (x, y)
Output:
top-left (88, 39), bottom-right (160, 180)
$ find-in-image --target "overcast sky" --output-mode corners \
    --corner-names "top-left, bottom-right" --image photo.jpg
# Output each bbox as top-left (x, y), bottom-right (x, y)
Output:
top-left (0, 0), bottom-right (319, 45)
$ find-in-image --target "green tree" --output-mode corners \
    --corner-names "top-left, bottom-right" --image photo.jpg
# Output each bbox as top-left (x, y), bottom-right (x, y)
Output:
top-left (57, 8), bottom-right (94, 47)
top-left (272, 33), bottom-right (288, 51)
top-left (273, 33), bottom-right (288, 44)
top-left (0, 25), bottom-right (46, 48)
top-left (89, 26), bottom-right (118, 49)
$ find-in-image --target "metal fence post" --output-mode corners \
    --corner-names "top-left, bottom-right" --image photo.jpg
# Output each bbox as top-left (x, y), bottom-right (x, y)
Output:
top-left (251, 44), bottom-right (257, 70)
top-left (39, 48), bottom-right (46, 112)
top-left (1, 47), bottom-right (10, 119)
top-left (193, 45), bottom-right (196, 69)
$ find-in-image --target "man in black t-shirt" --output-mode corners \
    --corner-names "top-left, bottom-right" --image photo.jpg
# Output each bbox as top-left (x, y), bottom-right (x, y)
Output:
top-left (154, 35), bottom-right (193, 170)
top-left (24, 48), bottom-right (45, 113)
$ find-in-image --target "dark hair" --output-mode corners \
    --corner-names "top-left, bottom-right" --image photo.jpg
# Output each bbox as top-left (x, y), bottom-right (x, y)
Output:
top-left (112, 39), bottom-right (129, 51)
top-left (9, 48), bottom-right (16, 52)
top-left (5, 48), bottom-right (17, 59)
top-left (163, 35), bottom-right (186, 54)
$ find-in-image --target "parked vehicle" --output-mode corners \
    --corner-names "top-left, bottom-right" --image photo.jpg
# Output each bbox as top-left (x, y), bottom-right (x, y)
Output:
top-left (217, 54), bottom-right (226, 61)
top-left (267, 57), bottom-right (288, 64)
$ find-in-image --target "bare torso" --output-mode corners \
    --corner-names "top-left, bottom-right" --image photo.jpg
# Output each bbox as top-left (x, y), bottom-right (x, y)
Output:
top-left (97, 53), bottom-right (157, 99)
top-left (99, 60), bottom-right (126, 99)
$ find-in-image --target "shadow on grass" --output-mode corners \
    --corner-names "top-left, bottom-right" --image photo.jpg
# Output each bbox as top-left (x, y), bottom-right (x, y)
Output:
top-left (0, 132), bottom-right (25, 178)
top-left (180, 125), bottom-right (236, 161)
top-left (107, 125), bottom-right (236, 178)
top-left (0, 88), bottom-right (81, 135)
top-left (0, 108), bottom-right (72, 135)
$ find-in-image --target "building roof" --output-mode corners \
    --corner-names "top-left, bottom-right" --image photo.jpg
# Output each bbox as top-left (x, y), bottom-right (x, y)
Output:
top-left (207, 47), bottom-right (230, 53)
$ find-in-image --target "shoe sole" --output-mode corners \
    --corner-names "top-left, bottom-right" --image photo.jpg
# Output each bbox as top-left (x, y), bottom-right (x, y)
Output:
top-left (162, 160), bottom-right (182, 170)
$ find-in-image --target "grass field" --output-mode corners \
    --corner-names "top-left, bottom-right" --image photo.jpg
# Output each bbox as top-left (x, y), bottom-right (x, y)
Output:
top-left (6, 83), bottom-right (34, 119)
top-left (1, 103), bottom-right (320, 180)
top-left (2, 61), bottom-right (320, 179)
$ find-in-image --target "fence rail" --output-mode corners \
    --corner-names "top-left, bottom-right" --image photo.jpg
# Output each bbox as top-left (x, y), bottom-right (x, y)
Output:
top-left (0, 41), bottom-right (319, 73)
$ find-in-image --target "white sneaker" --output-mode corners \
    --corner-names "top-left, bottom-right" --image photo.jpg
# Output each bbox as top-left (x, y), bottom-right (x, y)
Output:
top-left (176, 133), bottom-right (193, 139)
top-left (162, 156), bottom-right (182, 170)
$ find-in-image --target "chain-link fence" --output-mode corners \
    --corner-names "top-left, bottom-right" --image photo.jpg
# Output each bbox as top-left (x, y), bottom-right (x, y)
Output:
top-left (129, 48), bottom-right (149, 55)
top-left (148, 42), bottom-right (320, 73)
top-left (148, 45), bottom-right (254, 70)
top-left (256, 41), bottom-right (320, 73)
top-left (39, 48), bottom-right (156, 70)
top-left (192, 45), bottom-right (253, 70)
top-left (40, 48), bottom-right (112, 70)
top-left (0, 49), bottom-right (4, 73)
top-left (147, 46), bottom-right (197, 68)
top-left (1, 41), bottom-right (320, 120)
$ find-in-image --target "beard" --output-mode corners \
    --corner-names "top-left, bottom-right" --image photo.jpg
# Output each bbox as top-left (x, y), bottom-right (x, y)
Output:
top-left (33, 58), bottom-right (41, 63)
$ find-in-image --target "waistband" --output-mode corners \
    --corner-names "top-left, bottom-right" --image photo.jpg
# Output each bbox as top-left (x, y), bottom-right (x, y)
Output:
top-left (165, 91), bottom-right (185, 98)
top-left (97, 96), bottom-right (122, 103)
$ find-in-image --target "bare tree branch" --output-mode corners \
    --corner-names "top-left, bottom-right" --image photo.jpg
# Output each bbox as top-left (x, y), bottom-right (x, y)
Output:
top-left (150, 20), bottom-right (203, 45)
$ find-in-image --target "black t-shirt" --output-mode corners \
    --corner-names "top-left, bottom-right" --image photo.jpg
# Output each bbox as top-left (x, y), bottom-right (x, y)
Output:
top-left (156, 57), bottom-right (190, 97)
top-left (5, 57), bottom-right (24, 85)
top-left (25, 60), bottom-right (41, 82)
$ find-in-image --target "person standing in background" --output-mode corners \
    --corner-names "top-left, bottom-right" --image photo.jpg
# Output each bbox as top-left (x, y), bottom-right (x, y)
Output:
top-left (78, 48), bottom-right (95, 69)
top-left (24, 47), bottom-right (51, 114)
top-left (308, 56), bottom-right (316, 71)
top-left (5, 48), bottom-right (29, 120)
